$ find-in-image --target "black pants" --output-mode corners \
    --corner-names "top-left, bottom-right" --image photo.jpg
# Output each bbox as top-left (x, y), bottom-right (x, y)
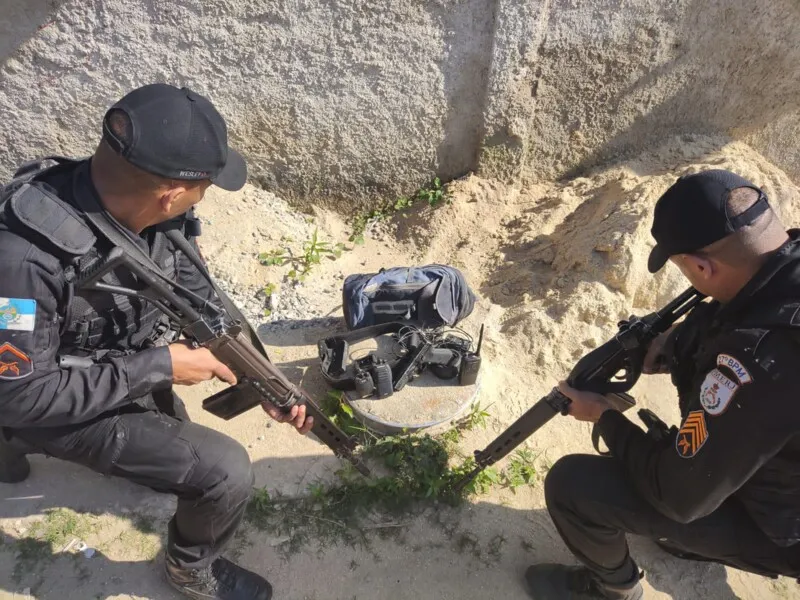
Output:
top-left (5, 390), bottom-right (253, 570)
top-left (544, 454), bottom-right (800, 585)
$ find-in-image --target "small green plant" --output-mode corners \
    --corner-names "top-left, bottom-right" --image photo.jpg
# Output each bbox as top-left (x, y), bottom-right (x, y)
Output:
top-left (463, 401), bottom-right (492, 431)
top-left (259, 228), bottom-right (346, 282)
top-left (322, 390), bottom-right (365, 437)
top-left (348, 177), bottom-right (451, 243)
top-left (501, 448), bottom-right (539, 492)
top-left (466, 463), bottom-right (500, 495)
top-left (257, 248), bottom-right (288, 267)
top-left (415, 177), bottom-right (446, 207)
top-left (349, 207), bottom-right (391, 244)
top-left (393, 196), bottom-right (414, 210)
top-left (439, 427), bottom-right (463, 450)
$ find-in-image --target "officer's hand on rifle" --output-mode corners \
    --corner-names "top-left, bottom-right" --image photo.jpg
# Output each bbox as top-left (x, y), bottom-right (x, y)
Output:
top-left (168, 340), bottom-right (238, 386)
top-left (642, 326), bottom-right (676, 374)
top-left (558, 381), bottom-right (616, 423)
top-left (262, 403), bottom-right (315, 434)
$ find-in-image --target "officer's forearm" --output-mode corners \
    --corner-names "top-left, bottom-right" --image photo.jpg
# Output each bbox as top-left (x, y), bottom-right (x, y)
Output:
top-left (0, 347), bottom-right (172, 428)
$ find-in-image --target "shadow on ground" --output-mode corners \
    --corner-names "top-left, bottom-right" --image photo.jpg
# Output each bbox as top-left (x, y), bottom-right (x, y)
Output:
top-left (0, 451), bottom-right (750, 600)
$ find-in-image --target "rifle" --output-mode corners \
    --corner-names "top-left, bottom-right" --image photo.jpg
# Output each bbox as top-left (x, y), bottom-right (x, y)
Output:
top-left (76, 246), bottom-right (370, 476)
top-left (453, 287), bottom-right (705, 492)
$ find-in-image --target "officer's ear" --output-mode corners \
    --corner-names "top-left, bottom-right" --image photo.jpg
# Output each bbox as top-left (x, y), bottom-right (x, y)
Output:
top-left (678, 253), bottom-right (716, 282)
top-left (158, 185), bottom-right (190, 215)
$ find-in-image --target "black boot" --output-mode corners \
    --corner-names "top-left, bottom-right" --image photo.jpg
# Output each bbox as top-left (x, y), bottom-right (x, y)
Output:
top-left (0, 440), bottom-right (30, 484)
top-left (524, 564), bottom-right (643, 600)
top-left (165, 554), bottom-right (272, 600)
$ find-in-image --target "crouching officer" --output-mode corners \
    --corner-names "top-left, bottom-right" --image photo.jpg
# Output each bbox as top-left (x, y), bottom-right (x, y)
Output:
top-left (0, 84), bottom-right (312, 600)
top-left (525, 170), bottom-right (800, 599)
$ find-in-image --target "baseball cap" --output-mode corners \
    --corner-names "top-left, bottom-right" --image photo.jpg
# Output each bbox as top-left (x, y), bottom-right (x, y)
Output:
top-left (101, 83), bottom-right (247, 191)
top-left (647, 169), bottom-right (770, 273)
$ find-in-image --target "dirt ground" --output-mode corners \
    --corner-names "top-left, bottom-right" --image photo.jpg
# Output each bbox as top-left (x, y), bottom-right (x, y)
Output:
top-left (1, 135), bottom-right (799, 599)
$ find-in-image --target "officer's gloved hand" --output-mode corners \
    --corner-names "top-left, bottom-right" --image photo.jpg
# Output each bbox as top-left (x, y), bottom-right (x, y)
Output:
top-left (168, 340), bottom-right (238, 386)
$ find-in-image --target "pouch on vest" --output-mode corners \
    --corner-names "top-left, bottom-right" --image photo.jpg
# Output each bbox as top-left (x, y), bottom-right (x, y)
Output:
top-left (342, 264), bottom-right (476, 330)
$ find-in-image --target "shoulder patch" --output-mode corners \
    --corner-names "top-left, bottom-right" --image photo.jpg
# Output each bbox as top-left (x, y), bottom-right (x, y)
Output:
top-left (0, 298), bottom-right (36, 331)
top-left (0, 342), bottom-right (33, 380)
top-left (8, 183), bottom-right (96, 256)
top-left (676, 410), bottom-right (708, 458)
top-left (700, 369), bottom-right (738, 415)
top-left (716, 353), bottom-right (753, 384)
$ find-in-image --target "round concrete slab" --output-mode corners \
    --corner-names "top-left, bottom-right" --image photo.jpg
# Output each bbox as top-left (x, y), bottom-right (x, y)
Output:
top-left (342, 335), bottom-right (482, 435)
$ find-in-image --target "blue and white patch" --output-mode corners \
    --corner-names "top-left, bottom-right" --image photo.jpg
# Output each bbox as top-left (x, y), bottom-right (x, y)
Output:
top-left (716, 353), bottom-right (753, 384)
top-left (0, 298), bottom-right (36, 331)
top-left (700, 368), bottom-right (738, 416)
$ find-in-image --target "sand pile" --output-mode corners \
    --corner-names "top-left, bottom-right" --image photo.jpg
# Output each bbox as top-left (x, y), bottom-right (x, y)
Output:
top-left (195, 132), bottom-right (800, 456)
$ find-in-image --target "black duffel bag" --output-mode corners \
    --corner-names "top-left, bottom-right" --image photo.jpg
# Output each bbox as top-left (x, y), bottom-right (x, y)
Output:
top-left (342, 264), bottom-right (476, 330)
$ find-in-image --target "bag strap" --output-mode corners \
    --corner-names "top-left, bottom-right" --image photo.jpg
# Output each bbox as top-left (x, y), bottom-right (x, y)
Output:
top-left (165, 229), bottom-right (270, 360)
top-left (11, 155), bottom-right (81, 181)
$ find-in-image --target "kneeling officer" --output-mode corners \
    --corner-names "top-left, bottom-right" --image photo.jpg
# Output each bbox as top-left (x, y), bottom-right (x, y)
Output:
top-left (0, 84), bottom-right (312, 600)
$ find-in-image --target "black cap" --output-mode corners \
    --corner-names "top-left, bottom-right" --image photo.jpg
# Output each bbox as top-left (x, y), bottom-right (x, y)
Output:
top-left (647, 169), bottom-right (770, 273)
top-left (102, 83), bottom-right (247, 191)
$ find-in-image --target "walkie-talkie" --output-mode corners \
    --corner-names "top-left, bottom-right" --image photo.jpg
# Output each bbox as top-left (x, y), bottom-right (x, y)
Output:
top-left (458, 324), bottom-right (483, 386)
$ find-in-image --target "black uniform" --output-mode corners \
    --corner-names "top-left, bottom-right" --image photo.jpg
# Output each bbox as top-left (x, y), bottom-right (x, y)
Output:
top-left (545, 231), bottom-right (800, 584)
top-left (0, 158), bottom-right (253, 570)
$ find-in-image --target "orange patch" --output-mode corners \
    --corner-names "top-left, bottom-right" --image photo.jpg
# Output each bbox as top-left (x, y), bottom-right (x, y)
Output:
top-left (0, 342), bottom-right (32, 380)
top-left (676, 410), bottom-right (708, 458)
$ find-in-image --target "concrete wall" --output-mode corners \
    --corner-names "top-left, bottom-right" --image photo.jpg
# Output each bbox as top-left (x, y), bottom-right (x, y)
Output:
top-left (1, 0), bottom-right (798, 206)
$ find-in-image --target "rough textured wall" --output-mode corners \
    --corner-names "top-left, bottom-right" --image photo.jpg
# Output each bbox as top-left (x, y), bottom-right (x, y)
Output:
top-left (0, 0), bottom-right (495, 205)
top-left (1, 0), bottom-right (798, 205)
top-left (479, 0), bottom-right (800, 184)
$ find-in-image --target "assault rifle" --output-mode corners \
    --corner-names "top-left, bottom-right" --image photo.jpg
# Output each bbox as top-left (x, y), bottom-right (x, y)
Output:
top-left (76, 246), bottom-right (370, 476)
top-left (453, 287), bottom-right (705, 492)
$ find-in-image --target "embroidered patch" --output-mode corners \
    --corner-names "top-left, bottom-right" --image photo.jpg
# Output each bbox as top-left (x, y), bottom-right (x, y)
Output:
top-left (716, 353), bottom-right (752, 384)
top-left (0, 298), bottom-right (36, 331)
top-left (700, 369), bottom-right (738, 416)
top-left (0, 342), bottom-right (33, 380)
top-left (676, 410), bottom-right (708, 458)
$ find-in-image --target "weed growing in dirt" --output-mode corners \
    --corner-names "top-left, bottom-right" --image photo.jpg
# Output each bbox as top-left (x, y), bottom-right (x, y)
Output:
top-left (415, 177), bottom-right (446, 207)
top-left (258, 228), bottom-right (346, 282)
top-left (245, 393), bottom-right (508, 558)
top-left (12, 508), bottom-right (100, 583)
top-left (463, 401), bottom-right (491, 431)
top-left (348, 178), bottom-right (451, 244)
top-left (243, 392), bottom-right (545, 560)
top-left (501, 448), bottom-right (540, 493)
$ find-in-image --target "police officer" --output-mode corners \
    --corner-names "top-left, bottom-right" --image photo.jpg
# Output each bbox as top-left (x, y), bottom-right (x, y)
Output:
top-left (0, 84), bottom-right (312, 600)
top-left (525, 170), bottom-right (800, 599)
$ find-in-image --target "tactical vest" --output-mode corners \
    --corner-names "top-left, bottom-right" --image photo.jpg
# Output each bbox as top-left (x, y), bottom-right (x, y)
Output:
top-left (0, 157), bottom-right (197, 358)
